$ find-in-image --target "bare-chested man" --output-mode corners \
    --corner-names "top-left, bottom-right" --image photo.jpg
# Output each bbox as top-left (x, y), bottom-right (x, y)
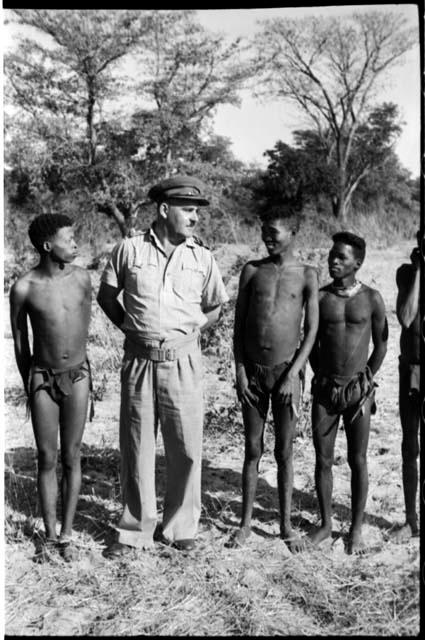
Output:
top-left (10, 214), bottom-right (92, 562)
top-left (308, 232), bottom-right (387, 554)
top-left (391, 231), bottom-right (421, 541)
top-left (229, 211), bottom-right (319, 552)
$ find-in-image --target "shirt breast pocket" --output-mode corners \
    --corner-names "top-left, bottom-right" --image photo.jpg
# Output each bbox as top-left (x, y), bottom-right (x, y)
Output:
top-left (173, 266), bottom-right (205, 303)
top-left (126, 260), bottom-right (158, 294)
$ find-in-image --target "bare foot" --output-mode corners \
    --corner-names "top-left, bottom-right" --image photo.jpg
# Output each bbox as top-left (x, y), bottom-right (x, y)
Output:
top-left (226, 526), bottom-right (251, 548)
top-left (281, 530), bottom-right (307, 553)
top-left (308, 525), bottom-right (332, 546)
top-left (33, 538), bottom-right (58, 564)
top-left (347, 530), bottom-right (367, 555)
top-left (390, 523), bottom-right (419, 543)
top-left (58, 539), bottom-right (79, 563)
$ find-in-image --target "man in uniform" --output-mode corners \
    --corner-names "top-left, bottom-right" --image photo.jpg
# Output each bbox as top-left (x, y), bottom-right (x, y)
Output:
top-left (97, 176), bottom-right (229, 557)
top-left (392, 231), bottom-right (421, 540)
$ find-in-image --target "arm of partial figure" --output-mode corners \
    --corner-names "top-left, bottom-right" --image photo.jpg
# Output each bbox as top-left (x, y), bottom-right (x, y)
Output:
top-left (96, 281), bottom-right (125, 331)
top-left (367, 290), bottom-right (388, 376)
top-left (201, 305), bottom-right (221, 332)
top-left (396, 255), bottom-right (420, 329)
top-left (278, 267), bottom-right (320, 406)
top-left (10, 281), bottom-right (32, 396)
top-left (233, 264), bottom-right (258, 408)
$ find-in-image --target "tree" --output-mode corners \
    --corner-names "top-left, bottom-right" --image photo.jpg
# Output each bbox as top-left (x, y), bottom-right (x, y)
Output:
top-left (249, 101), bottom-right (405, 220)
top-left (132, 10), bottom-right (251, 176)
top-left (5, 9), bottom-right (154, 235)
top-left (5, 10), bottom-right (252, 237)
top-left (255, 10), bottom-right (417, 221)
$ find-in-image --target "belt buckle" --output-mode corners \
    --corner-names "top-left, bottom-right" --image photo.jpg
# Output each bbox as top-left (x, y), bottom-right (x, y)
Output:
top-left (165, 348), bottom-right (176, 361)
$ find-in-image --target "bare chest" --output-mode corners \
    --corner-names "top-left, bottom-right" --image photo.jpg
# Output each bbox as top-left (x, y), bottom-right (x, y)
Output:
top-left (320, 292), bottom-right (371, 326)
top-left (251, 266), bottom-right (304, 306)
top-left (27, 278), bottom-right (87, 318)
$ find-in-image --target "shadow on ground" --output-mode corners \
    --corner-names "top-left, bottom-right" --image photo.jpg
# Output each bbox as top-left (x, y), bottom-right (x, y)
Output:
top-left (5, 442), bottom-right (394, 552)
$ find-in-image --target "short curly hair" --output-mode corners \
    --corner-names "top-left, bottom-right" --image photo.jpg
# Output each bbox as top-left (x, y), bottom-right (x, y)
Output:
top-left (259, 209), bottom-right (301, 234)
top-left (332, 231), bottom-right (366, 263)
top-left (28, 214), bottom-right (73, 253)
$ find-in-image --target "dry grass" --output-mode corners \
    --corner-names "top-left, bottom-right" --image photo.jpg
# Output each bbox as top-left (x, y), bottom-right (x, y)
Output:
top-left (3, 240), bottom-right (420, 636)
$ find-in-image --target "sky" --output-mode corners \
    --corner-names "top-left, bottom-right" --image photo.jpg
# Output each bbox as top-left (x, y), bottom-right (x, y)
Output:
top-left (2, 5), bottom-right (421, 176)
top-left (195, 5), bottom-right (421, 176)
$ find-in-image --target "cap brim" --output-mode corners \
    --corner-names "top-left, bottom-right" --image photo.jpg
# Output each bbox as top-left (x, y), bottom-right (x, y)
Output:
top-left (164, 196), bottom-right (210, 206)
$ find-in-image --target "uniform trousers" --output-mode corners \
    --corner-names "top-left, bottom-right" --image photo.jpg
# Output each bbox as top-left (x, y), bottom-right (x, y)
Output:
top-left (117, 339), bottom-right (204, 548)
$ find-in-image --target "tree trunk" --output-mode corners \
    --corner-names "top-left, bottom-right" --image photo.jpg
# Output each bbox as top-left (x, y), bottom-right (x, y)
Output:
top-left (331, 195), bottom-right (347, 222)
top-left (332, 163), bottom-right (348, 222)
top-left (87, 80), bottom-right (97, 165)
top-left (97, 201), bottom-right (127, 237)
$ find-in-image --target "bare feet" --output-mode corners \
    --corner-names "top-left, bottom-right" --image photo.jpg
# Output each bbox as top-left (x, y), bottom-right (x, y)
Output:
top-left (33, 538), bottom-right (58, 564)
top-left (308, 525), bottom-right (332, 546)
top-left (390, 523), bottom-right (419, 543)
top-left (58, 538), bottom-right (78, 563)
top-left (281, 530), bottom-right (307, 553)
top-left (226, 526), bottom-right (251, 548)
top-left (346, 529), bottom-right (367, 555)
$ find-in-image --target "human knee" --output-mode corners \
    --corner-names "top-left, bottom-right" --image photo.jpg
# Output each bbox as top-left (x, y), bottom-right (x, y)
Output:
top-left (245, 438), bottom-right (263, 463)
top-left (38, 449), bottom-right (57, 472)
top-left (347, 451), bottom-right (366, 470)
top-left (316, 452), bottom-right (333, 471)
top-left (274, 444), bottom-right (292, 467)
top-left (61, 445), bottom-right (81, 472)
top-left (401, 437), bottom-right (419, 462)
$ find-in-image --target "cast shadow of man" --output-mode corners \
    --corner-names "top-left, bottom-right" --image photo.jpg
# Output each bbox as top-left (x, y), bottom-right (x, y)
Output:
top-left (5, 444), bottom-right (395, 552)
top-left (199, 456), bottom-right (395, 542)
top-left (5, 444), bottom-right (121, 548)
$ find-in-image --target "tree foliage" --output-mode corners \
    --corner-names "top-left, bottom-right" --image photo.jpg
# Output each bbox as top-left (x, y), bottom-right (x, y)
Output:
top-left (4, 9), bottom-right (251, 237)
top-left (251, 102), bottom-right (412, 222)
top-left (255, 10), bottom-right (417, 220)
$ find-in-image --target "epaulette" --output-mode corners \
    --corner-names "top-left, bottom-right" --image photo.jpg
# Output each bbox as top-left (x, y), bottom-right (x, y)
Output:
top-left (126, 227), bottom-right (149, 238)
top-left (193, 235), bottom-right (209, 250)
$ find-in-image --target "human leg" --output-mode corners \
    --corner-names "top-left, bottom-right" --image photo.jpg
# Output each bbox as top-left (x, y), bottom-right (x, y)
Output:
top-left (272, 385), bottom-right (309, 552)
top-left (58, 374), bottom-right (89, 542)
top-left (308, 401), bottom-right (339, 545)
top-left (30, 376), bottom-right (60, 542)
top-left (158, 350), bottom-right (204, 544)
top-left (344, 400), bottom-right (372, 553)
top-left (115, 356), bottom-right (158, 549)
top-left (399, 368), bottom-right (420, 535)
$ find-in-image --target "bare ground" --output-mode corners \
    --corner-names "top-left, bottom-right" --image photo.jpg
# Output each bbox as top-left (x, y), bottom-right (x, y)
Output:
top-left (3, 242), bottom-right (419, 636)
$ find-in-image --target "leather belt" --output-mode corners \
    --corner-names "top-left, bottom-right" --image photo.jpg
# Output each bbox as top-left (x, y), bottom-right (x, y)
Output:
top-left (124, 332), bottom-right (200, 362)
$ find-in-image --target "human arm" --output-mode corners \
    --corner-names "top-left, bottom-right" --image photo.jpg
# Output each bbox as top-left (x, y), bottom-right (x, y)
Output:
top-left (201, 305), bottom-right (221, 332)
top-left (367, 290), bottom-right (388, 376)
top-left (309, 335), bottom-right (321, 376)
top-left (233, 263), bottom-right (258, 407)
top-left (96, 282), bottom-right (125, 330)
top-left (396, 254), bottom-right (420, 328)
top-left (277, 267), bottom-right (319, 404)
top-left (9, 280), bottom-right (32, 395)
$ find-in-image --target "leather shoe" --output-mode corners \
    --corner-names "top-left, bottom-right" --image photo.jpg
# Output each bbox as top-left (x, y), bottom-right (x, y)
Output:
top-left (172, 538), bottom-right (196, 551)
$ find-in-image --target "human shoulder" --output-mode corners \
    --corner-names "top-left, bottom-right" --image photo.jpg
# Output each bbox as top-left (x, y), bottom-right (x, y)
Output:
top-left (396, 263), bottom-right (414, 287)
top-left (71, 265), bottom-right (92, 287)
top-left (242, 257), bottom-right (265, 274)
top-left (10, 269), bottom-right (37, 299)
top-left (302, 263), bottom-right (319, 280)
top-left (192, 235), bottom-right (210, 250)
top-left (110, 231), bottom-right (149, 261)
top-left (360, 284), bottom-right (385, 310)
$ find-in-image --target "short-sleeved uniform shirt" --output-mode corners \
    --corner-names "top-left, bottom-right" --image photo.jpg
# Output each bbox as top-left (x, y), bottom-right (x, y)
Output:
top-left (101, 228), bottom-right (229, 342)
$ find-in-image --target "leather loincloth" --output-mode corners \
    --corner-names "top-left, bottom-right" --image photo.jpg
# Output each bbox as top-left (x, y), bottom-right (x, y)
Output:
top-left (312, 365), bottom-right (377, 416)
